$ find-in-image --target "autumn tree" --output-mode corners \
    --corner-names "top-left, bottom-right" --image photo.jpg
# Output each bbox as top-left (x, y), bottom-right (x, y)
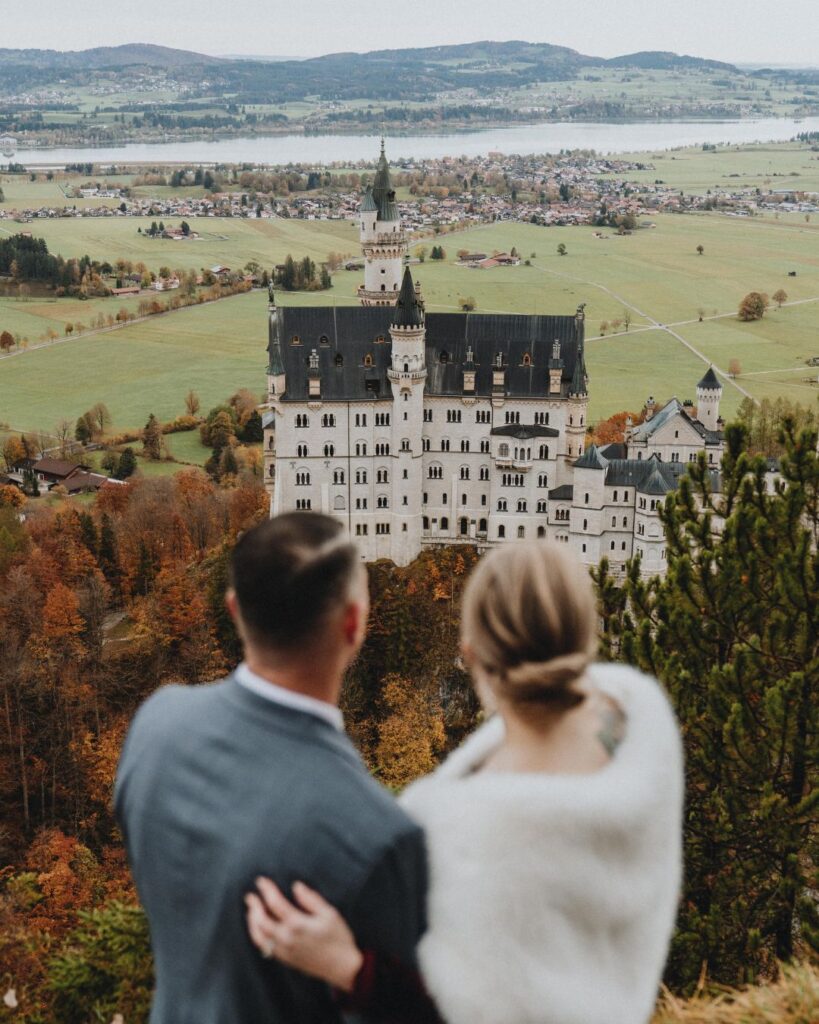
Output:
top-left (595, 423), bottom-right (819, 988)
top-left (772, 288), bottom-right (788, 308)
top-left (588, 410), bottom-right (643, 446)
top-left (738, 291), bottom-right (768, 321)
top-left (184, 390), bottom-right (201, 417)
top-left (557, 242), bottom-right (567, 256)
top-left (0, 329), bottom-right (14, 352)
top-left (735, 395), bottom-right (818, 456)
top-left (375, 675), bottom-right (446, 788)
top-left (2, 435), bottom-right (25, 470)
top-left (728, 358), bottom-right (742, 378)
top-left (696, 244), bottom-right (704, 255)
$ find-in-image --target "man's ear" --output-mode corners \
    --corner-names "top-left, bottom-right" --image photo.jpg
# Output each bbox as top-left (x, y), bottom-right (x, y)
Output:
top-left (225, 588), bottom-right (239, 623)
top-left (342, 598), bottom-right (366, 648)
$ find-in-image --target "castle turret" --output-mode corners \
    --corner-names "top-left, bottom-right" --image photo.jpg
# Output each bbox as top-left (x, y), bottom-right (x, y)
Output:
top-left (387, 267), bottom-right (426, 564)
top-left (696, 365), bottom-right (723, 432)
top-left (358, 140), bottom-right (407, 306)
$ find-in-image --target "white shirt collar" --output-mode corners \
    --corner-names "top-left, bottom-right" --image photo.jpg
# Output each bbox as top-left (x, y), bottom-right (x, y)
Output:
top-left (234, 662), bottom-right (345, 732)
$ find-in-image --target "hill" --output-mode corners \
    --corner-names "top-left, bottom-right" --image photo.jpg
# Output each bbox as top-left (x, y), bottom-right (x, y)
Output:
top-left (606, 50), bottom-right (737, 72)
top-left (0, 43), bottom-right (222, 69)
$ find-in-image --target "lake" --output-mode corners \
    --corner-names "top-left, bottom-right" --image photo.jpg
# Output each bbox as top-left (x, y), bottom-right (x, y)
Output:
top-left (13, 116), bottom-right (819, 166)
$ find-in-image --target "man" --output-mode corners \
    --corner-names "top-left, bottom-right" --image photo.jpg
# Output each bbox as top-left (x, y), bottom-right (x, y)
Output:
top-left (115, 512), bottom-right (427, 1023)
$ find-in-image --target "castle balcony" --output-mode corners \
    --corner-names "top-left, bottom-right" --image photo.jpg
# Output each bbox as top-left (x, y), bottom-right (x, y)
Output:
top-left (358, 286), bottom-right (399, 306)
top-left (387, 367), bottom-right (427, 386)
top-left (513, 457), bottom-right (533, 471)
top-left (373, 230), bottom-right (406, 245)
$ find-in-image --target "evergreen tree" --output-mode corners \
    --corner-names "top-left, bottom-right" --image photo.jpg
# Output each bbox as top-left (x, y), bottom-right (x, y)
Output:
top-left (219, 445), bottom-right (239, 479)
top-left (133, 540), bottom-right (156, 596)
top-left (595, 423), bottom-right (819, 988)
top-left (115, 447), bottom-right (137, 479)
top-left (22, 466), bottom-right (39, 496)
top-left (142, 415), bottom-right (162, 461)
top-left (78, 511), bottom-right (98, 556)
top-left (75, 416), bottom-right (92, 444)
top-left (240, 409), bottom-right (264, 443)
top-left (98, 512), bottom-right (119, 588)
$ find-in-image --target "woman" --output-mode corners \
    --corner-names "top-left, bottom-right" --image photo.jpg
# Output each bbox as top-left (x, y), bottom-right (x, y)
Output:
top-left (246, 541), bottom-right (684, 1024)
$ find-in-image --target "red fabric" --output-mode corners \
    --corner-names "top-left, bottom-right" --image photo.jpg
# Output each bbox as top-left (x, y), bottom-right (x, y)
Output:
top-left (336, 949), bottom-right (444, 1023)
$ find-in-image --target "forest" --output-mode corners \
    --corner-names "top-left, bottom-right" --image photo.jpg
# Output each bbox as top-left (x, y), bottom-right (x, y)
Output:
top-left (0, 417), bottom-right (817, 1022)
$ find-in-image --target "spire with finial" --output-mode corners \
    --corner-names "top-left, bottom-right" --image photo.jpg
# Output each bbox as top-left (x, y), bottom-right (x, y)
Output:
top-left (570, 343), bottom-right (588, 397)
top-left (392, 266), bottom-right (424, 328)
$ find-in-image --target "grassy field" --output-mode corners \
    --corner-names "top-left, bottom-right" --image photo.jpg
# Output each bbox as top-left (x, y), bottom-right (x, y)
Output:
top-left (598, 141), bottom-right (819, 194)
top-left (2, 212), bottom-right (818, 435)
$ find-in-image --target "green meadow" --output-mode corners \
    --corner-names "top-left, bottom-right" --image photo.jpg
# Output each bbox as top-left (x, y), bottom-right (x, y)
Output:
top-left (1, 210), bottom-right (818, 436)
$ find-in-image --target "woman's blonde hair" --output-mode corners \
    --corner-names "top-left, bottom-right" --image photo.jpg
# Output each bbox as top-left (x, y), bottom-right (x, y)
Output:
top-left (461, 540), bottom-right (598, 709)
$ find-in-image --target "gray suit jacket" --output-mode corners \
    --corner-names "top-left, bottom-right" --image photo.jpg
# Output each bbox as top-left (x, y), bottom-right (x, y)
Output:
top-left (115, 675), bottom-right (428, 1024)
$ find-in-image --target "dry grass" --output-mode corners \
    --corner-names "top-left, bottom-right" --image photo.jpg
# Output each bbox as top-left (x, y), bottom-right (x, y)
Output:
top-left (653, 963), bottom-right (819, 1024)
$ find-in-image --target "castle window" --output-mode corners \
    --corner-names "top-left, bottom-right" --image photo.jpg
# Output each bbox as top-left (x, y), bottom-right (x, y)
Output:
top-left (442, 494), bottom-right (447, 505)
top-left (517, 500), bottom-right (527, 513)
top-left (423, 516), bottom-right (430, 531)
top-left (461, 439), bottom-right (470, 452)
top-left (441, 439), bottom-right (450, 452)
top-left (460, 517), bottom-right (469, 535)
top-left (355, 497), bottom-right (368, 510)
top-left (375, 443), bottom-right (390, 456)
top-left (498, 499), bottom-right (508, 512)
top-left (334, 354), bottom-right (343, 367)
top-left (583, 519), bottom-right (588, 530)
top-left (322, 414), bottom-right (336, 427)
top-left (480, 466), bottom-right (489, 481)
top-left (363, 353), bottom-right (374, 367)
top-left (584, 493), bottom-right (590, 505)
top-left (297, 444), bottom-right (308, 458)
top-left (479, 518), bottom-right (488, 533)
top-left (521, 353), bottom-right (532, 367)
top-left (375, 334), bottom-right (386, 344)
top-left (498, 525), bottom-right (506, 539)
top-left (439, 350), bottom-right (449, 364)
top-left (377, 468), bottom-right (389, 484)
top-left (498, 443), bottom-right (510, 458)
top-left (623, 491), bottom-right (629, 501)
top-left (538, 527), bottom-right (546, 539)
top-left (333, 470), bottom-right (345, 485)
top-left (481, 494), bottom-right (487, 506)
top-left (296, 471), bottom-right (311, 486)
top-left (295, 414), bottom-right (309, 428)
top-left (480, 439), bottom-right (490, 453)
top-left (377, 495), bottom-right (389, 509)
top-left (460, 466), bottom-right (470, 480)
top-left (295, 499), bottom-right (311, 510)
top-left (319, 334), bottom-right (330, 346)
top-left (324, 444), bottom-right (334, 457)
top-left (423, 438), bottom-right (431, 452)
top-left (428, 464), bottom-right (443, 480)
top-left (537, 500), bottom-right (547, 513)
top-left (424, 409), bottom-right (433, 422)
top-left (440, 517), bottom-right (449, 531)
top-left (537, 473), bottom-right (548, 487)
top-left (518, 526), bottom-right (525, 539)
top-left (400, 438), bottom-right (410, 452)
top-left (334, 495), bottom-right (346, 510)
top-left (355, 442), bottom-right (367, 456)
top-left (290, 335), bottom-right (301, 346)
top-left (476, 410), bottom-right (491, 424)
top-left (355, 469), bottom-right (367, 484)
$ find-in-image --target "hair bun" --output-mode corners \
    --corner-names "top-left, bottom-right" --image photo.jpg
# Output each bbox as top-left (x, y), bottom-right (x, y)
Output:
top-left (503, 651), bottom-right (590, 704)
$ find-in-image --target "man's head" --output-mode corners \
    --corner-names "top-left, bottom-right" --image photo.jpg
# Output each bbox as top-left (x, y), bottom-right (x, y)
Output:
top-left (227, 513), bottom-right (368, 677)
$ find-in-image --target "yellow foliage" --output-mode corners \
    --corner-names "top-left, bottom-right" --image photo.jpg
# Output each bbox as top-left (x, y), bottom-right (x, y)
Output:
top-left (375, 674), bottom-right (446, 788)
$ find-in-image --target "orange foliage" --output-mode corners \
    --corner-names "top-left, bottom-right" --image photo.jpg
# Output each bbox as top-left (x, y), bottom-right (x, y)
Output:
top-left (0, 484), bottom-right (25, 509)
top-left (375, 674), bottom-right (446, 788)
top-left (588, 409), bottom-right (644, 446)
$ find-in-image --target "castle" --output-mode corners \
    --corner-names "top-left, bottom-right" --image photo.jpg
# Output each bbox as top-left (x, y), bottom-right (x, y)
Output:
top-left (263, 143), bottom-right (725, 573)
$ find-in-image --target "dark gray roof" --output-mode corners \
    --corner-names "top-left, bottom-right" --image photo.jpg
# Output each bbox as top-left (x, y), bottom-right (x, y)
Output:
top-left (392, 268), bottom-right (423, 328)
top-left (491, 424), bottom-right (560, 439)
top-left (372, 141), bottom-right (398, 221)
top-left (630, 397), bottom-right (722, 445)
top-left (573, 443), bottom-right (607, 469)
top-left (360, 186), bottom-right (378, 213)
top-left (698, 365), bottom-right (722, 390)
top-left (600, 442), bottom-right (627, 459)
top-left (569, 342), bottom-right (588, 396)
top-left (270, 305), bottom-right (584, 402)
top-left (549, 484), bottom-right (574, 500)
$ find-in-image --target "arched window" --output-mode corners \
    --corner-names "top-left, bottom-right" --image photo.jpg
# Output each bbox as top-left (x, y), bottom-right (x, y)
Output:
top-left (290, 335), bottom-right (301, 346)
top-left (439, 350), bottom-right (449, 364)
top-left (375, 334), bottom-right (386, 344)
top-left (517, 499), bottom-right (527, 513)
top-left (537, 500), bottom-right (547, 513)
top-left (297, 444), bottom-right (308, 457)
top-left (324, 444), bottom-right (334, 457)
top-left (517, 525), bottom-right (525, 539)
top-left (537, 526), bottom-right (546, 538)
top-left (363, 353), bottom-right (373, 367)
top-left (521, 352), bottom-right (532, 367)
top-left (497, 498), bottom-right (508, 512)
top-left (460, 466), bottom-right (470, 480)
top-left (333, 495), bottom-right (346, 510)
top-left (539, 444), bottom-right (549, 459)
top-left (334, 353), bottom-right (343, 367)
top-left (498, 525), bottom-right (506, 539)
top-left (319, 334), bottom-right (330, 346)
top-left (479, 518), bottom-right (488, 533)
top-left (498, 443), bottom-right (509, 458)
top-left (423, 516), bottom-right (430, 530)
top-left (440, 517), bottom-right (449, 531)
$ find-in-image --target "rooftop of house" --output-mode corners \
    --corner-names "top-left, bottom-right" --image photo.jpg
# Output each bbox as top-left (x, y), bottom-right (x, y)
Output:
top-left (629, 397), bottom-right (722, 445)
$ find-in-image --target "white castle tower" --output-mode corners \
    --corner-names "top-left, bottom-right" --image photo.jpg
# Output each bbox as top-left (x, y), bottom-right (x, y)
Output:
top-left (358, 140), bottom-right (407, 306)
top-left (696, 366), bottom-right (723, 433)
top-left (387, 267), bottom-right (427, 564)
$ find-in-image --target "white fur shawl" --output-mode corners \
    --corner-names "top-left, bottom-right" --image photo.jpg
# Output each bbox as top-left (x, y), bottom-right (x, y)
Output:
top-left (399, 663), bottom-right (684, 1024)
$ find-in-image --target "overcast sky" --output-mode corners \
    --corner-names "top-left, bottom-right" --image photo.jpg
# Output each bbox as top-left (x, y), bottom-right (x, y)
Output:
top-left (3, 0), bottom-right (817, 66)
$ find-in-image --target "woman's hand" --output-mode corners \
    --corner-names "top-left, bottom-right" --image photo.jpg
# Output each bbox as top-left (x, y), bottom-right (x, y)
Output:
top-left (245, 877), bottom-right (364, 993)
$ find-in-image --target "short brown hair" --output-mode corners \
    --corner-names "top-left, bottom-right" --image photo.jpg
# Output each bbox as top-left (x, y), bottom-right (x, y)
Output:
top-left (461, 540), bottom-right (597, 708)
top-left (229, 512), bottom-right (359, 652)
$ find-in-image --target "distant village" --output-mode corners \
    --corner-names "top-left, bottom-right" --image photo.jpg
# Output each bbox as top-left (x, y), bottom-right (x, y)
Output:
top-left (2, 151), bottom-right (817, 233)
